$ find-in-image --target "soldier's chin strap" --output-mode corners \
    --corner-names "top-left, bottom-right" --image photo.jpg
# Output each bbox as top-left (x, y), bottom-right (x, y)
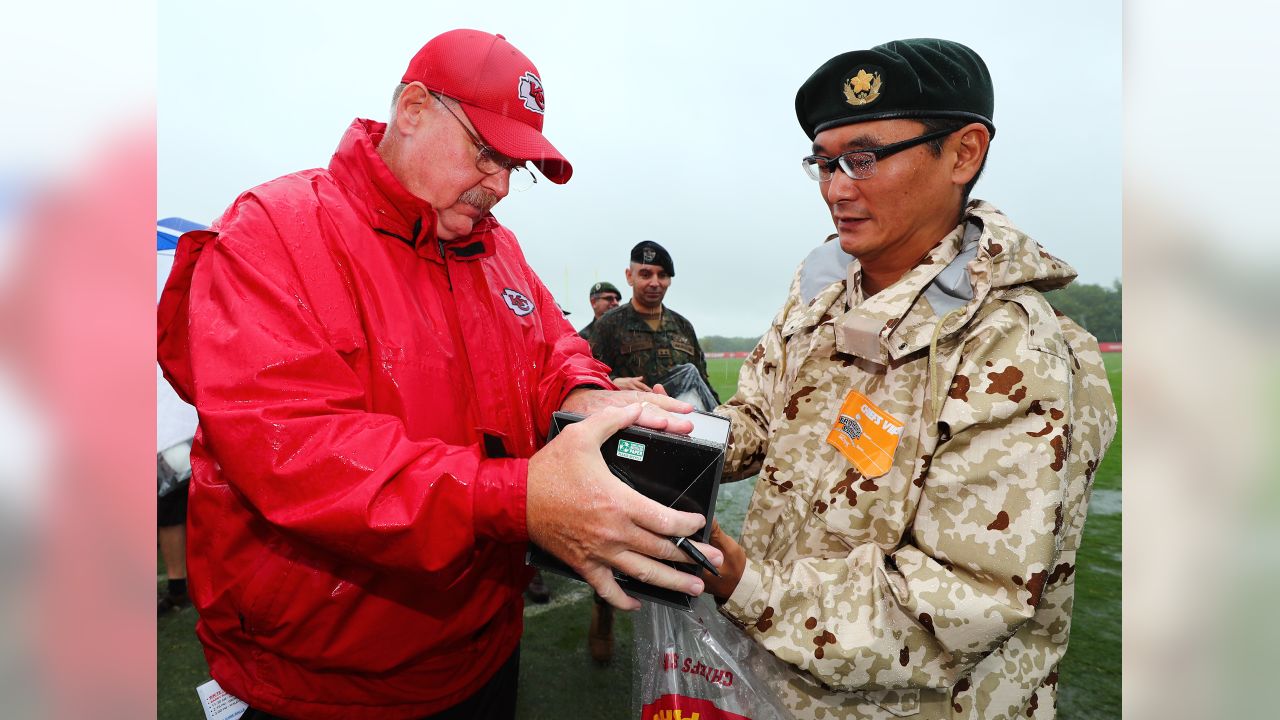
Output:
top-left (924, 219), bottom-right (982, 425)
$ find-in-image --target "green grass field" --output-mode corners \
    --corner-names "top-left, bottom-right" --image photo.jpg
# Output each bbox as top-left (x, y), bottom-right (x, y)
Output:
top-left (158, 354), bottom-right (1121, 718)
top-left (1056, 352), bottom-right (1122, 719)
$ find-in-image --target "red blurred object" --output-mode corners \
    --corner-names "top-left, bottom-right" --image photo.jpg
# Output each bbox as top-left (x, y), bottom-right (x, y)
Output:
top-left (0, 121), bottom-right (158, 718)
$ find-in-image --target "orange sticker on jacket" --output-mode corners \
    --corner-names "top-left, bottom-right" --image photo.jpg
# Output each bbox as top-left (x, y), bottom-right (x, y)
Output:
top-left (826, 390), bottom-right (904, 478)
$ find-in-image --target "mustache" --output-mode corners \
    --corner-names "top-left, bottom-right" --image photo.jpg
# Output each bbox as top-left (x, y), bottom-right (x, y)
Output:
top-left (459, 188), bottom-right (498, 215)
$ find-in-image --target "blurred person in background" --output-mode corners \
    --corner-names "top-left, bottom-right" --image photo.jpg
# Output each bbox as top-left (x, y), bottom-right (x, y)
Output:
top-left (156, 29), bottom-right (719, 720)
top-left (588, 241), bottom-right (719, 411)
top-left (156, 218), bottom-right (201, 616)
top-left (704, 39), bottom-right (1116, 718)
top-left (577, 280), bottom-right (621, 343)
top-left (155, 443), bottom-right (190, 614)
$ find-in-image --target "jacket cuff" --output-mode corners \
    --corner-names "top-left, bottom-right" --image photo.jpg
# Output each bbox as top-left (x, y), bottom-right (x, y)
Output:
top-left (566, 378), bottom-right (617, 397)
top-left (473, 458), bottom-right (529, 542)
top-left (562, 375), bottom-right (618, 403)
top-left (720, 557), bottom-right (767, 625)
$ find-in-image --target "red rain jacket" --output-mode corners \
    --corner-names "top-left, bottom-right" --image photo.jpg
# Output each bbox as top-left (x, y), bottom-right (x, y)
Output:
top-left (157, 119), bottom-right (612, 718)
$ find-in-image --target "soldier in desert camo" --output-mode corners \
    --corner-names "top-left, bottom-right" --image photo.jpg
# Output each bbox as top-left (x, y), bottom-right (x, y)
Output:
top-left (702, 38), bottom-right (1117, 719)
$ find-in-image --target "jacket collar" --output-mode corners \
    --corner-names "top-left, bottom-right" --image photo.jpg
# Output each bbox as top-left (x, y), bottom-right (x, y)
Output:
top-left (328, 118), bottom-right (497, 263)
top-left (832, 200), bottom-right (1078, 363)
top-left (833, 222), bottom-right (968, 363)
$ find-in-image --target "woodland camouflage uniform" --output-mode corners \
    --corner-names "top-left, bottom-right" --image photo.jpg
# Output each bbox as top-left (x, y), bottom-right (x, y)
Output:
top-left (716, 201), bottom-right (1116, 719)
top-left (588, 304), bottom-right (719, 403)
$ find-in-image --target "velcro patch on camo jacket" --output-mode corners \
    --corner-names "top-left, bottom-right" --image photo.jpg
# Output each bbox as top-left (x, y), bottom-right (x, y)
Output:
top-left (826, 390), bottom-right (904, 477)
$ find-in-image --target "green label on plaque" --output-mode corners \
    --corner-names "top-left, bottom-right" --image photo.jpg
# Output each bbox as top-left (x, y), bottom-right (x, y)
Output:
top-left (616, 439), bottom-right (646, 462)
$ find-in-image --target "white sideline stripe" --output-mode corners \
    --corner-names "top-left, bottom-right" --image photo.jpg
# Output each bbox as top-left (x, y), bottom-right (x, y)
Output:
top-left (523, 583), bottom-right (592, 618)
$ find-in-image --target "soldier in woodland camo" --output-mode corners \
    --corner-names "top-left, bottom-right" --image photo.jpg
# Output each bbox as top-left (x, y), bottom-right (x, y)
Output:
top-left (589, 241), bottom-right (718, 405)
top-left (702, 39), bottom-right (1116, 719)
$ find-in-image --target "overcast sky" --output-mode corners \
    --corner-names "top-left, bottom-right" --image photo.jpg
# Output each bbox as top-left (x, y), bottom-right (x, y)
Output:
top-left (159, 0), bottom-right (1120, 337)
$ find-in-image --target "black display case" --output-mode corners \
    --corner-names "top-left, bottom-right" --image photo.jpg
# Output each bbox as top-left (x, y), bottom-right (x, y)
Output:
top-left (526, 410), bottom-right (731, 611)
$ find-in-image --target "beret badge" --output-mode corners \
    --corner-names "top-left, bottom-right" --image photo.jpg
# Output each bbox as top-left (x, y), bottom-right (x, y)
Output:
top-left (842, 67), bottom-right (882, 107)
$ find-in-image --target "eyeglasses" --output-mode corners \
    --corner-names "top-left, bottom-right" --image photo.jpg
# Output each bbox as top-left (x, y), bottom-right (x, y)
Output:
top-left (801, 127), bottom-right (957, 182)
top-left (432, 93), bottom-right (537, 192)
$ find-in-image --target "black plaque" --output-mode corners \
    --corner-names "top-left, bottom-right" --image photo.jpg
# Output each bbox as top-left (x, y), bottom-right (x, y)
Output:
top-left (526, 410), bottom-right (730, 611)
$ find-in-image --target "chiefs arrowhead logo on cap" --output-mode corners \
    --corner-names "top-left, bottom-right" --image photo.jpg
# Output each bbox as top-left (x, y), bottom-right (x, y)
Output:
top-left (842, 67), bottom-right (882, 107)
top-left (517, 72), bottom-right (545, 114)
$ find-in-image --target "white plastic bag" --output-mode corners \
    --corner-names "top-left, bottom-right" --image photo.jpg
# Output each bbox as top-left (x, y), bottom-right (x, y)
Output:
top-left (633, 595), bottom-right (791, 720)
top-left (157, 438), bottom-right (193, 498)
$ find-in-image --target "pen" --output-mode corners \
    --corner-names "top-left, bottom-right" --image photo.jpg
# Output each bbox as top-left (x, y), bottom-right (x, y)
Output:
top-left (672, 535), bottom-right (720, 577)
top-left (605, 464), bottom-right (719, 577)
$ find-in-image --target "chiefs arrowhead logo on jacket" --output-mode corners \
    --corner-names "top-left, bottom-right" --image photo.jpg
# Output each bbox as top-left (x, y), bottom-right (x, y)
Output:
top-left (502, 288), bottom-right (535, 316)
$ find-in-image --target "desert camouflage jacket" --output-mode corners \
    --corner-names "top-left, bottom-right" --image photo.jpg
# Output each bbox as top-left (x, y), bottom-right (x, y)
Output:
top-left (716, 201), bottom-right (1116, 719)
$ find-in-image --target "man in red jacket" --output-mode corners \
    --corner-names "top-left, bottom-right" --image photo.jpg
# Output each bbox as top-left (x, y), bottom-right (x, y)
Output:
top-left (157, 29), bottom-right (720, 720)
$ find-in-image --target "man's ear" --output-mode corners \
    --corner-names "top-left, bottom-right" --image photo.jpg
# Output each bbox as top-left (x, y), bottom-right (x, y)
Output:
top-left (950, 122), bottom-right (990, 186)
top-left (393, 82), bottom-right (432, 136)
top-left (624, 265), bottom-right (634, 287)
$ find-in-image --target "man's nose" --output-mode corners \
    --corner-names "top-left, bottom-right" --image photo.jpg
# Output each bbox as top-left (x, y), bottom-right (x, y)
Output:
top-left (481, 168), bottom-right (511, 198)
top-left (823, 170), bottom-right (860, 203)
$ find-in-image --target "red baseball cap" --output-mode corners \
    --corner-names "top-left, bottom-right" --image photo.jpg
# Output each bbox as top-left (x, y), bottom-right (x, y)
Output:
top-left (402, 29), bottom-right (573, 184)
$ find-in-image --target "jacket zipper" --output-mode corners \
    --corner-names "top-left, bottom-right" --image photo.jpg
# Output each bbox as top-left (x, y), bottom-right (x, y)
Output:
top-left (438, 237), bottom-right (452, 291)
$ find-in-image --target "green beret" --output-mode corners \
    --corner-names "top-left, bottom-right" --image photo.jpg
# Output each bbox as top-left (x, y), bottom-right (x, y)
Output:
top-left (630, 240), bottom-right (674, 277)
top-left (589, 281), bottom-right (620, 298)
top-left (795, 38), bottom-right (995, 140)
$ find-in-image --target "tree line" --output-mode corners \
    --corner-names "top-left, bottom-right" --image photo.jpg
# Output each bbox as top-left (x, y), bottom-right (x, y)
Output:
top-left (1044, 280), bottom-right (1122, 342)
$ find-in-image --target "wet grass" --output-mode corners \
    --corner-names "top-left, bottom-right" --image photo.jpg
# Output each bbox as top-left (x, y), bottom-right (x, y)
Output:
top-left (706, 357), bottom-right (746, 403)
top-left (1055, 352), bottom-right (1122, 719)
top-left (156, 596), bottom-right (207, 718)
top-left (515, 582), bottom-right (638, 718)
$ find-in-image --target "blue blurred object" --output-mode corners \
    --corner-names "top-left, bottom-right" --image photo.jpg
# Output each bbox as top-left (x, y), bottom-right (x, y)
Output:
top-left (157, 216), bottom-right (206, 251)
top-left (157, 217), bottom-right (206, 452)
